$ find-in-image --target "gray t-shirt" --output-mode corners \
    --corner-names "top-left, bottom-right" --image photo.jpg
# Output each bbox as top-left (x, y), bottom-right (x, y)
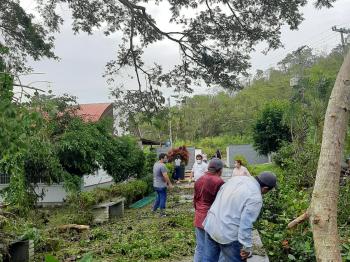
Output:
top-left (153, 162), bottom-right (168, 188)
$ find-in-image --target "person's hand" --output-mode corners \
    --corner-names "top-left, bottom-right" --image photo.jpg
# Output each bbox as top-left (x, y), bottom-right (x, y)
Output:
top-left (168, 184), bottom-right (174, 189)
top-left (240, 250), bottom-right (252, 260)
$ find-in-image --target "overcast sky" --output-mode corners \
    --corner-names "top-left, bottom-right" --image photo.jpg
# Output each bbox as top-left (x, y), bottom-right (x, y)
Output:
top-left (20, 0), bottom-right (350, 104)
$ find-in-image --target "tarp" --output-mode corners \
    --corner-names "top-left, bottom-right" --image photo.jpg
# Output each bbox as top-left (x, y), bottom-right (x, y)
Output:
top-left (130, 193), bottom-right (156, 208)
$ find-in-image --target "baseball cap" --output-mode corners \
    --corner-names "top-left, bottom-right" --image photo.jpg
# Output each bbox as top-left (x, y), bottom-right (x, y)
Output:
top-left (208, 158), bottom-right (224, 172)
top-left (256, 171), bottom-right (277, 189)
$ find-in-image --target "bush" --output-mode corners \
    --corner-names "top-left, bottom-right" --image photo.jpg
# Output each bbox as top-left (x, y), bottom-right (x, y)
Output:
top-left (144, 149), bottom-right (157, 175)
top-left (253, 163), bottom-right (314, 261)
top-left (253, 100), bottom-right (291, 155)
top-left (102, 136), bottom-right (145, 182)
top-left (67, 179), bottom-right (151, 209)
top-left (165, 163), bottom-right (175, 179)
top-left (273, 141), bottom-right (320, 188)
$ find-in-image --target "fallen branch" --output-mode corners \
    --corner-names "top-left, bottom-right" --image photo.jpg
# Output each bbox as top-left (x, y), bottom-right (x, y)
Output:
top-left (0, 210), bottom-right (17, 219)
top-left (58, 224), bottom-right (90, 233)
top-left (288, 212), bottom-right (309, 229)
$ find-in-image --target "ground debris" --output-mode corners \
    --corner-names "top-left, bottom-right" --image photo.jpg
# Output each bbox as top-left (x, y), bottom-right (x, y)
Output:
top-left (58, 224), bottom-right (90, 233)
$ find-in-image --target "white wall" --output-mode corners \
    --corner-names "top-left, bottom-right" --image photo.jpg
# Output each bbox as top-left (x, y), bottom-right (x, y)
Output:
top-left (0, 169), bottom-right (114, 204)
top-left (0, 183), bottom-right (67, 204)
top-left (83, 169), bottom-right (114, 191)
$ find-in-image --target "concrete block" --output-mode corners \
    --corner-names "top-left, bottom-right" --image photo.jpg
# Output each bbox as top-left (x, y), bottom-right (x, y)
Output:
top-left (92, 198), bottom-right (125, 223)
top-left (4, 240), bottom-right (34, 262)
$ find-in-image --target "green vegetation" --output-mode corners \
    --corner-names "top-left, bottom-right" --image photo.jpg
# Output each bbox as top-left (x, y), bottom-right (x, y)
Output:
top-left (175, 135), bottom-right (252, 158)
top-left (2, 185), bottom-right (195, 262)
top-left (67, 179), bottom-right (152, 210)
top-left (252, 163), bottom-right (314, 260)
top-left (0, 89), bottom-right (147, 211)
top-left (252, 100), bottom-right (291, 155)
top-left (1, 22), bottom-right (349, 262)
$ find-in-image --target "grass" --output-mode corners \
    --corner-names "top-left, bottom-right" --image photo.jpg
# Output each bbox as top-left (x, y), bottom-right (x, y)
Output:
top-left (26, 188), bottom-right (196, 261)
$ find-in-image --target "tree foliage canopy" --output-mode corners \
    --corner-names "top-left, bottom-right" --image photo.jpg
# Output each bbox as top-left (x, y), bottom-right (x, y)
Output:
top-left (0, 0), bottom-right (56, 72)
top-left (253, 100), bottom-right (291, 155)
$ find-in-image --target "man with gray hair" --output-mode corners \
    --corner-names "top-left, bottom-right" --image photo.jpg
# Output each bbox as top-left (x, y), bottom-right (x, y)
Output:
top-left (203, 171), bottom-right (277, 262)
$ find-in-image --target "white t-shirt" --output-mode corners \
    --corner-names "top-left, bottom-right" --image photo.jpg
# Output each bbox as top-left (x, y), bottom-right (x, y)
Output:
top-left (192, 162), bottom-right (208, 181)
top-left (175, 159), bottom-right (181, 167)
top-left (232, 166), bottom-right (251, 177)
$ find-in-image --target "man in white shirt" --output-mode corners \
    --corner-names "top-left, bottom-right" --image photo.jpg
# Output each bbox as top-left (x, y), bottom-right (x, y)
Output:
top-left (190, 154), bottom-right (208, 182)
top-left (232, 159), bottom-right (251, 177)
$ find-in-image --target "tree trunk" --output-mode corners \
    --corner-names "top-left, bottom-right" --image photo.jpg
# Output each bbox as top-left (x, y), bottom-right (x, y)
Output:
top-left (309, 50), bottom-right (350, 261)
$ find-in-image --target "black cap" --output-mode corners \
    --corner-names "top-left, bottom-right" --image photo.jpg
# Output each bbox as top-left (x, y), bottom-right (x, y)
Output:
top-left (208, 158), bottom-right (224, 172)
top-left (256, 171), bottom-right (277, 189)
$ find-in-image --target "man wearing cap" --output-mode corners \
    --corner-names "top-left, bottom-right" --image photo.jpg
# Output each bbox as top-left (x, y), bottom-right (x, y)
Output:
top-left (193, 158), bottom-right (225, 262)
top-left (203, 172), bottom-right (277, 262)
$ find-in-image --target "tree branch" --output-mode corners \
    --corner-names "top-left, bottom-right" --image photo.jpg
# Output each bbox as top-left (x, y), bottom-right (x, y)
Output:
top-left (288, 211), bottom-right (309, 229)
top-left (224, 1), bottom-right (249, 32)
top-left (13, 83), bottom-right (45, 92)
top-left (129, 16), bottom-right (142, 91)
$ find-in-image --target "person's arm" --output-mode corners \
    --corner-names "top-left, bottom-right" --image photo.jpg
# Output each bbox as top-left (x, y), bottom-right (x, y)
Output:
top-left (238, 198), bottom-right (262, 256)
top-left (193, 183), bottom-right (198, 209)
top-left (244, 166), bottom-right (252, 177)
top-left (161, 164), bottom-right (173, 188)
top-left (189, 165), bottom-right (195, 182)
top-left (162, 172), bottom-right (173, 188)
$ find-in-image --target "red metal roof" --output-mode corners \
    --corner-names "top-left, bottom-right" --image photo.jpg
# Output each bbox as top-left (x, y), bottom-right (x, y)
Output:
top-left (76, 103), bottom-right (113, 122)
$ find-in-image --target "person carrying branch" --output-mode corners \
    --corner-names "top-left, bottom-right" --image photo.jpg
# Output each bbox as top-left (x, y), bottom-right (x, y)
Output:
top-left (203, 172), bottom-right (277, 262)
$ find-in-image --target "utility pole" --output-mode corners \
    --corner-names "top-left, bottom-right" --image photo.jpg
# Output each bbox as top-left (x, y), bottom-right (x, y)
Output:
top-left (168, 97), bottom-right (173, 148)
top-left (332, 26), bottom-right (350, 55)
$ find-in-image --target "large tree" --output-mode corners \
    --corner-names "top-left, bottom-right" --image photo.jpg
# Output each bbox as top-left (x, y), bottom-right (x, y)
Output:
top-left (1, 0), bottom-right (338, 116)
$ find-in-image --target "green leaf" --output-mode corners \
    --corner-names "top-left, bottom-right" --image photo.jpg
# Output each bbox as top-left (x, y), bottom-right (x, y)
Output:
top-left (45, 255), bottom-right (59, 262)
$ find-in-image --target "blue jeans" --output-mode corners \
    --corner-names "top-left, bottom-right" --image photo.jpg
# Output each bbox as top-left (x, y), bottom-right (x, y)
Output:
top-left (203, 232), bottom-right (242, 262)
top-left (194, 227), bottom-right (205, 262)
top-left (153, 187), bottom-right (167, 211)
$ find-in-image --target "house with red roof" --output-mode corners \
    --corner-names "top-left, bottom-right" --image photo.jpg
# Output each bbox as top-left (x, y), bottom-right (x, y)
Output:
top-left (75, 102), bottom-right (124, 136)
top-left (76, 103), bottom-right (114, 122)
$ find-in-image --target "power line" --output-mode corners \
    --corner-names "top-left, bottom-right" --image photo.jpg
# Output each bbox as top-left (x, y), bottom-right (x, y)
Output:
top-left (331, 26), bottom-right (350, 54)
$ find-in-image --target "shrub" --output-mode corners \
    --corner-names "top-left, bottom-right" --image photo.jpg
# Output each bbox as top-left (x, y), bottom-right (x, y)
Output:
top-left (254, 163), bottom-right (314, 261)
top-left (165, 163), bottom-right (175, 179)
top-left (167, 146), bottom-right (189, 165)
top-left (102, 136), bottom-right (145, 182)
top-left (67, 179), bottom-right (151, 209)
top-left (253, 100), bottom-right (291, 155)
top-left (144, 149), bottom-right (157, 175)
top-left (273, 141), bottom-right (320, 188)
